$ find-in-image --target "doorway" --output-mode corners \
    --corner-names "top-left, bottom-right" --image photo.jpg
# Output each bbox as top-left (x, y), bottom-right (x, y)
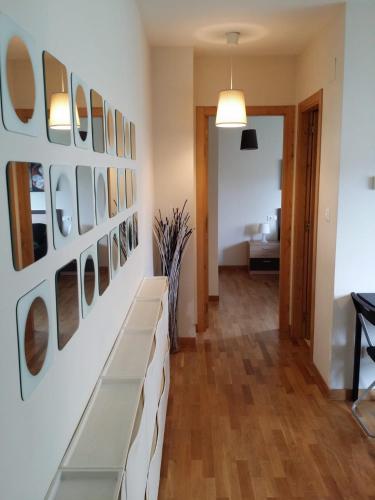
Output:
top-left (196, 106), bottom-right (296, 334)
top-left (292, 90), bottom-right (323, 350)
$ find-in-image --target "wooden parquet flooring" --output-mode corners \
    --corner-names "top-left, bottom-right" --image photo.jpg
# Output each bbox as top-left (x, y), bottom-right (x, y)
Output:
top-left (159, 268), bottom-right (375, 500)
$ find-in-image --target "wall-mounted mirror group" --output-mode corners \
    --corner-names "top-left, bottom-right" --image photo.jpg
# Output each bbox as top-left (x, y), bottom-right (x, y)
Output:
top-left (7, 161), bottom-right (48, 270)
top-left (56, 260), bottom-right (79, 350)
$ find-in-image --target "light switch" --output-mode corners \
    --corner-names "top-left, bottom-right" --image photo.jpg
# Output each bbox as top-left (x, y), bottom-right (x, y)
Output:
top-left (324, 208), bottom-right (331, 222)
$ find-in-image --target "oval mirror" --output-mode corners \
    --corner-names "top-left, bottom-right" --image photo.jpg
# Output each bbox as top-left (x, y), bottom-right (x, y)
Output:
top-left (75, 84), bottom-right (88, 141)
top-left (24, 297), bottom-right (49, 375)
top-left (107, 108), bottom-right (114, 148)
top-left (84, 255), bottom-right (95, 306)
top-left (97, 173), bottom-right (107, 219)
top-left (112, 233), bottom-right (119, 272)
top-left (7, 36), bottom-right (35, 124)
top-left (55, 174), bottom-right (73, 236)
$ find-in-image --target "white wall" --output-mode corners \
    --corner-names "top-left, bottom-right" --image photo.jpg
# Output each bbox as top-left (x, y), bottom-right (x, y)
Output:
top-left (332, 0), bottom-right (375, 390)
top-left (0, 1), bottom-right (154, 499)
top-left (151, 47), bottom-right (196, 337)
top-left (295, 7), bottom-right (345, 385)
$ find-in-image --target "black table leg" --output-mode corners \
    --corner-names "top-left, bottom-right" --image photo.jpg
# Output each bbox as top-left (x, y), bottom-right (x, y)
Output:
top-left (352, 314), bottom-right (362, 401)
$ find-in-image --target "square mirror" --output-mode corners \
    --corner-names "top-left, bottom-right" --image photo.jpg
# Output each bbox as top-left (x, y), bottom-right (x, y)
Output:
top-left (105, 101), bottom-right (116, 155)
top-left (0, 14), bottom-right (42, 136)
top-left (72, 74), bottom-right (91, 149)
top-left (125, 169), bottom-right (133, 208)
top-left (43, 51), bottom-right (71, 146)
top-left (56, 260), bottom-right (80, 350)
top-left (108, 167), bottom-right (118, 218)
top-left (110, 227), bottom-right (120, 278)
top-left (80, 245), bottom-right (98, 318)
top-left (118, 168), bottom-right (126, 212)
top-left (50, 165), bottom-right (77, 249)
top-left (16, 280), bottom-right (54, 400)
top-left (119, 221), bottom-right (128, 266)
top-left (76, 166), bottom-right (95, 234)
top-left (130, 122), bottom-right (136, 159)
top-left (7, 161), bottom-right (48, 270)
top-left (116, 110), bottom-right (124, 157)
top-left (95, 167), bottom-right (108, 225)
top-left (91, 89), bottom-right (105, 153)
top-left (97, 235), bottom-right (110, 295)
top-left (124, 117), bottom-right (131, 159)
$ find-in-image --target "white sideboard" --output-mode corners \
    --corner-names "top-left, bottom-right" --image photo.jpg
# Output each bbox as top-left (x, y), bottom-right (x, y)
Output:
top-left (46, 276), bottom-right (169, 500)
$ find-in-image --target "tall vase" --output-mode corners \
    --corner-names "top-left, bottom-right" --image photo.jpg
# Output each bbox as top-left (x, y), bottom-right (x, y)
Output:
top-left (167, 252), bottom-right (182, 353)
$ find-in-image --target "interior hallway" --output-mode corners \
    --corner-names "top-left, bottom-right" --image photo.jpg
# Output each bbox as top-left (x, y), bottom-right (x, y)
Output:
top-left (159, 268), bottom-right (375, 500)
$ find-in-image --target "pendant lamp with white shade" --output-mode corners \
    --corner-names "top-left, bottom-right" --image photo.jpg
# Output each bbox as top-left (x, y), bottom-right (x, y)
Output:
top-left (216, 32), bottom-right (247, 128)
top-left (49, 72), bottom-right (71, 130)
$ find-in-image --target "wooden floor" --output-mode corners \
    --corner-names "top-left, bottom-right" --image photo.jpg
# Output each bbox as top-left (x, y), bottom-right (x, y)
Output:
top-left (159, 268), bottom-right (375, 500)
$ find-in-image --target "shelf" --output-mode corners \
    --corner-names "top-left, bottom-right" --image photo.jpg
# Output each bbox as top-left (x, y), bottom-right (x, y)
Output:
top-left (126, 299), bottom-right (161, 331)
top-left (47, 470), bottom-right (122, 500)
top-left (137, 277), bottom-right (167, 301)
top-left (62, 379), bottom-right (142, 469)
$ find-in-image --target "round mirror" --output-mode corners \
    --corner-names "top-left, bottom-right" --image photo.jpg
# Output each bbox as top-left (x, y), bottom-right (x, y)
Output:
top-left (112, 234), bottom-right (119, 271)
top-left (7, 36), bottom-right (35, 123)
top-left (84, 256), bottom-right (95, 306)
top-left (75, 85), bottom-right (88, 141)
top-left (97, 173), bottom-right (106, 219)
top-left (56, 174), bottom-right (73, 236)
top-left (107, 109), bottom-right (114, 147)
top-left (24, 297), bottom-right (49, 375)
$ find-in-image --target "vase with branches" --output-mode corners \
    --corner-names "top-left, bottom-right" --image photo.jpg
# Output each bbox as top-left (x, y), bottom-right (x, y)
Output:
top-left (153, 201), bottom-right (193, 353)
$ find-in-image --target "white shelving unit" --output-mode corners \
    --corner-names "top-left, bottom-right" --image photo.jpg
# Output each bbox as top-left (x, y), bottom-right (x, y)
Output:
top-left (46, 277), bottom-right (169, 500)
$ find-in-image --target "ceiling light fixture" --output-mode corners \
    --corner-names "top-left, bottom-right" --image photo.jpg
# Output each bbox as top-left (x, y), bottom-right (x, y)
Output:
top-left (216, 32), bottom-right (247, 128)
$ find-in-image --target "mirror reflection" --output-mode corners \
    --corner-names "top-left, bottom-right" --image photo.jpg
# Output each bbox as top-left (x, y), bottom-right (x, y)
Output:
top-left (91, 90), bottom-right (105, 153)
top-left (132, 170), bottom-right (137, 205)
top-left (116, 110), bottom-right (124, 157)
top-left (84, 255), bottom-right (95, 306)
top-left (55, 174), bottom-right (73, 236)
top-left (112, 233), bottom-right (119, 273)
top-left (130, 122), bottom-right (136, 159)
top-left (7, 36), bottom-right (35, 124)
top-left (43, 51), bottom-right (71, 145)
top-left (56, 259), bottom-right (79, 350)
top-left (98, 235), bottom-right (110, 295)
top-left (125, 169), bottom-right (133, 208)
top-left (96, 170), bottom-right (107, 222)
top-left (118, 169), bottom-right (126, 211)
top-left (108, 167), bottom-right (118, 218)
top-left (24, 297), bottom-right (49, 375)
top-left (106, 106), bottom-right (115, 151)
top-left (124, 118), bottom-right (131, 158)
top-left (7, 162), bottom-right (48, 271)
top-left (76, 166), bottom-right (94, 234)
top-left (133, 212), bottom-right (139, 248)
top-left (75, 85), bottom-right (88, 142)
top-left (119, 221), bottom-right (128, 266)
top-left (127, 216), bottom-right (134, 253)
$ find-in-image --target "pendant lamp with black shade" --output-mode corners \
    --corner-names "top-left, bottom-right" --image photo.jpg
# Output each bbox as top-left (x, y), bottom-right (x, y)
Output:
top-left (240, 129), bottom-right (258, 150)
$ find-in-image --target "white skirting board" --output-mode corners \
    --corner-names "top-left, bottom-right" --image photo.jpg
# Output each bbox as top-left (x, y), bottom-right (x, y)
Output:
top-left (46, 276), bottom-right (169, 500)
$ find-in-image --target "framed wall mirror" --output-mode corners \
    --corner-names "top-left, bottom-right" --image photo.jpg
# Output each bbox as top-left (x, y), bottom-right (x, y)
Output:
top-left (80, 245), bottom-right (98, 318)
top-left (130, 121), bottom-right (136, 159)
top-left (108, 167), bottom-right (118, 218)
top-left (119, 221), bottom-right (128, 266)
top-left (16, 280), bottom-right (54, 400)
top-left (76, 165), bottom-right (95, 234)
top-left (43, 51), bottom-right (71, 146)
top-left (116, 110), bottom-right (124, 157)
top-left (124, 117), bottom-right (131, 159)
top-left (133, 212), bottom-right (139, 249)
top-left (50, 165), bottom-right (77, 249)
top-left (95, 167), bottom-right (108, 224)
top-left (125, 169), bottom-right (133, 208)
top-left (110, 227), bottom-right (120, 278)
top-left (72, 74), bottom-right (91, 149)
top-left (97, 235), bottom-right (110, 295)
top-left (56, 260), bottom-right (79, 350)
top-left (118, 168), bottom-right (126, 212)
top-left (7, 161), bottom-right (48, 270)
top-left (105, 101), bottom-right (116, 155)
top-left (0, 14), bottom-right (42, 136)
top-left (91, 89), bottom-right (105, 153)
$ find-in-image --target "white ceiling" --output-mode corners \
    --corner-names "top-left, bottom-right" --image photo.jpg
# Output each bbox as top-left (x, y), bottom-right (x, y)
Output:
top-left (136, 0), bottom-right (345, 55)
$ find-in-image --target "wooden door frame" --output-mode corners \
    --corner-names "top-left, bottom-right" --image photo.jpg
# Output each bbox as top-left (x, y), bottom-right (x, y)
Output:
top-left (291, 90), bottom-right (323, 352)
top-left (196, 105), bottom-right (296, 334)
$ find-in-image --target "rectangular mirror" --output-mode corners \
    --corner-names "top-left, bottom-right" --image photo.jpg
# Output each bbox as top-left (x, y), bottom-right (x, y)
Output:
top-left (124, 118), bottom-right (131, 159)
top-left (118, 168), bottom-right (126, 212)
top-left (56, 259), bottom-right (79, 350)
top-left (125, 169), bottom-right (133, 208)
top-left (116, 110), bottom-right (124, 157)
top-left (119, 221), bottom-right (127, 266)
top-left (76, 166), bottom-right (95, 234)
top-left (97, 235), bottom-right (110, 295)
top-left (91, 90), bottom-right (105, 153)
top-left (108, 167), bottom-right (118, 218)
top-left (43, 51), bottom-right (71, 146)
top-left (130, 121), bottom-right (136, 159)
top-left (7, 161), bottom-right (48, 270)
